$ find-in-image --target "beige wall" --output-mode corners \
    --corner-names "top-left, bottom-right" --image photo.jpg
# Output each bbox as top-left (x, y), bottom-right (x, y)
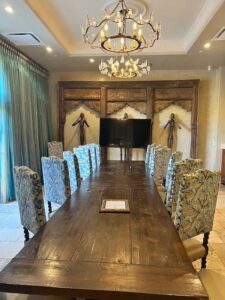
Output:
top-left (49, 68), bottom-right (224, 170)
top-left (216, 67), bottom-right (225, 170)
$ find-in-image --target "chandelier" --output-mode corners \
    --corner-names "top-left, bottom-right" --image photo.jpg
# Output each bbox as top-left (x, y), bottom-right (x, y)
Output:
top-left (82, 0), bottom-right (161, 54)
top-left (99, 56), bottom-right (151, 79)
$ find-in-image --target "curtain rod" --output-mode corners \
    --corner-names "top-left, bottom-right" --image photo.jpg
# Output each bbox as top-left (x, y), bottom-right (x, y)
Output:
top-left (0, 36), bottom-right (49, 76)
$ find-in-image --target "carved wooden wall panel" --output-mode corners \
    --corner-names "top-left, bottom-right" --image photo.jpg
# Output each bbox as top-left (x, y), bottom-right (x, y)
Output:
top-left (64, 88), bottom-right (100, 100)
top-left (107, 102), bottom-right (146, 115)
top-left (59, 80), bottom-right (199, 158)
top-left (154, 88), bottom-right (193, 100)
top-left (107, 88), bottom-right (147, 101)
top-left (154, 100), bottom-right (192, 113)
top-left (64, 100), bottom-right (100, 113)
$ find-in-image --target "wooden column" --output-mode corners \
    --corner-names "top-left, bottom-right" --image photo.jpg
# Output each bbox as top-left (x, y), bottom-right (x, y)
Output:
top-left (191, 81), bottom-right (199, 158)
top-left (100, 87), bottom-right (107, 162)
top-left (147, 87), bottom-right (154, 144)
top-left (58, 86), bottom-right (65, 145)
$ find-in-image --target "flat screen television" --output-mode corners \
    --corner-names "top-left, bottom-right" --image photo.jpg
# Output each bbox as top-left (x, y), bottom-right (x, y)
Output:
top-left (100, 118), bottom-right (151, 148)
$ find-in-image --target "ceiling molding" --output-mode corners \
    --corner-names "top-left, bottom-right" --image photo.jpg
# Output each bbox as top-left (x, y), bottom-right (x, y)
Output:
top-left (25, 0), bottom-right (76, 54)
top-left (185, 0), bottom-right (225, 52)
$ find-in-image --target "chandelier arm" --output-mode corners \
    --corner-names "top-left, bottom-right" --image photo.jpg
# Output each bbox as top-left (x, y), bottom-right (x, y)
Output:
top-left (124, 17), bottom-right (159, 34)
top-left (110, 1), bottom-right (122, 16)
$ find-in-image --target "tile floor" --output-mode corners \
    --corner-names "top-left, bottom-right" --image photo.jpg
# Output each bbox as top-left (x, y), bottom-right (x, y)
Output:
top-left (0, 202), bottom-right (59, 272)
top-left (0, 186), bottom-right (225, 299)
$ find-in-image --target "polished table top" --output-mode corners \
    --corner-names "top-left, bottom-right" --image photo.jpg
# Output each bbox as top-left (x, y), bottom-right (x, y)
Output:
top-left (0, 161), bottom-right (208, 299)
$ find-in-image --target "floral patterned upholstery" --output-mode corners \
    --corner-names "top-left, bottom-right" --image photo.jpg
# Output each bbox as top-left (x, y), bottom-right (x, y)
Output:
top-left (82, 144), bottom-right (97, 173)
top-left (41, 156), bottom-right (71, 205)
top-left (90, 143), bottom-right (101, 167)
top-left (48, 141), bottom-right (63, 159)
top-left (148, 144), bottom-right (162, 173)
top-left (73, 147), bottom-right (91, 180)
top-left (165, 151), bottom-right (183, 191)
top-left (145, 144), bottom-right (156, 165)
top-left (153, 148), bottom-right (172, 181)
top-left (63, 151), bottom-right (80, 193)
top-left (174, 169), bottom-right (220, 240)
top-left (165, 158), bottom-right (203, 215)
top-left (14, 166), bottom-right (46, 234)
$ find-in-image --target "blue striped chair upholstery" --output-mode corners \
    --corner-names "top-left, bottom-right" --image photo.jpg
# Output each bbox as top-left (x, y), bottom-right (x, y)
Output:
top-left (42, 157), bottom-right (71, 213)
top-left (48, 141), bottom-right (63, 159)
top-left (63, 151), bottom-right (80, 193)
top-left (164, 158), bottom-right (203, 216)
top-left (73, 147), bottom-right (91, 180)
top-left (14, 166), bottom-right (46, 241)
top-left (174, 169), bottom-right (220, 268)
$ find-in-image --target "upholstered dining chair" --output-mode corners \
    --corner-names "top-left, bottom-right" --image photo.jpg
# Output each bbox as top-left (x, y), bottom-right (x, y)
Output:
top-left (41, 156), bottom-right (71, 214)
top-left (14, 166), bottom-right (46, 242)
top-left (73, 147), bottom-right (91, 180)
top-left (94, 143), bottom-right (101, 167)
top-left (165, 151), bottom-right (183, 191)
top-left (145, 143), bottom-right (156, 166)
top-left (164, 158), bottom-right (203, 216)
top-left (148, 144), bottom-right (163, 173)
top-left (63, 151), bottom-right (81, 194)
top-left (48, 141), bottom-right (63, 159)
top-left (153, 147), bottom-right (172, 183)
top-left (174, 169), bottom-right (220, 268)
top-left (80, 144), bottom-right (97, 173)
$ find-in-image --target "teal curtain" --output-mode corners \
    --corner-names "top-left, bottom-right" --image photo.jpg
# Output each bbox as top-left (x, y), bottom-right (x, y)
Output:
top-left (0, 42), bottom-right (52, 203)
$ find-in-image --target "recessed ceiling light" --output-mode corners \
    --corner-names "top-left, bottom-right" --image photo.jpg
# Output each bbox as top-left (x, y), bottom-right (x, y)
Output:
top-left (204, 42), bottom-right (211, 49)
top-left (46, 46), bottom-right (53, 53)
top-left (4, 6), bottom-right (13, 13)
top-left (208, 65), bottom-right (212, 71)
top-left (89, 58), bottom-right (95, 63)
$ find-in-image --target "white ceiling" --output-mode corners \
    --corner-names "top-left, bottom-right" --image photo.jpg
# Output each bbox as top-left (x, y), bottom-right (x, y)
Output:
top-left (0, 0), bottom-right (225, 71)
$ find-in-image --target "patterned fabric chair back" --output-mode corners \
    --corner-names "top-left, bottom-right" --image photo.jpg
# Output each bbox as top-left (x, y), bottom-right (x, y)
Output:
top-left (82, 144), bottom-right (97, 173)
top-left (42, 156), bottom-right (71, 205)
top-left (148, 144), bottom-right (162, 173)
top-left (14, 166), bottom-right (46, 234)
top-left (48, 141), bottom-right (63, 159)
top-left (174, 169), bottom-right (220, 240)
top-left (73, 147), bottom-right (91, 180)
top-left (145, 144), bottom-right (156, 165)
top-left (165, 158), bottom-right (203, 215)
top-left (165, 151), bottom-right (183, 191)
top-left (153, 148), bottom-right (172, 181)
top-left (63, 151), bottom-right (80, 193)
top-left (93, 144), bottom-right (101, 166)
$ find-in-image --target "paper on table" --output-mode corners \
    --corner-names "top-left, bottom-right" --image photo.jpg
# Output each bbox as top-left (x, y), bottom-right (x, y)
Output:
top-left (105, 200), bottom-right (126, 210)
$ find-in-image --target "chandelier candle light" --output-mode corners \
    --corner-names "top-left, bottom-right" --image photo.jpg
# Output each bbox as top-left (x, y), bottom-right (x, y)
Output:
top-left (82, 0), bottom-right (161, 54)
top-left (99, 56), bottom-right (151, 79)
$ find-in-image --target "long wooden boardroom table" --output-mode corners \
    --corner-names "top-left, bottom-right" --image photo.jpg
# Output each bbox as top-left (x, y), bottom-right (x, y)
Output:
top-left (0, 161), bottom-right (208, 299)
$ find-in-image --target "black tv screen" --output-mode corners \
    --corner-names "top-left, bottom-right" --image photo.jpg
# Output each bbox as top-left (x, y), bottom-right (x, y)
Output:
top-left (100, 118), bottom-right (151, 148)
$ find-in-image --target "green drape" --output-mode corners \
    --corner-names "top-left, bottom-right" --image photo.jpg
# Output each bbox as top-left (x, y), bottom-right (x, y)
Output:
top-left (0, 42), bottom-right (52, 203)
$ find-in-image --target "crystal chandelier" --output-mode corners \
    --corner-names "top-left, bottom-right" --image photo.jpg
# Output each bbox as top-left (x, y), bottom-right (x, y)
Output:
top-left (82, 0), bottom-right (161, 54)
top-left (99, 56), bottom-right (151, 79)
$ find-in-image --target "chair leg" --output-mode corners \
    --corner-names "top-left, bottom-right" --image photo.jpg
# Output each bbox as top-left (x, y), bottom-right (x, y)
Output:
top-left (48, 201), bottom-right (52, 214)
top-left (23, 227), bottom-right (30, 242)
top-left (201, 232), bottom-right (210, 269)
